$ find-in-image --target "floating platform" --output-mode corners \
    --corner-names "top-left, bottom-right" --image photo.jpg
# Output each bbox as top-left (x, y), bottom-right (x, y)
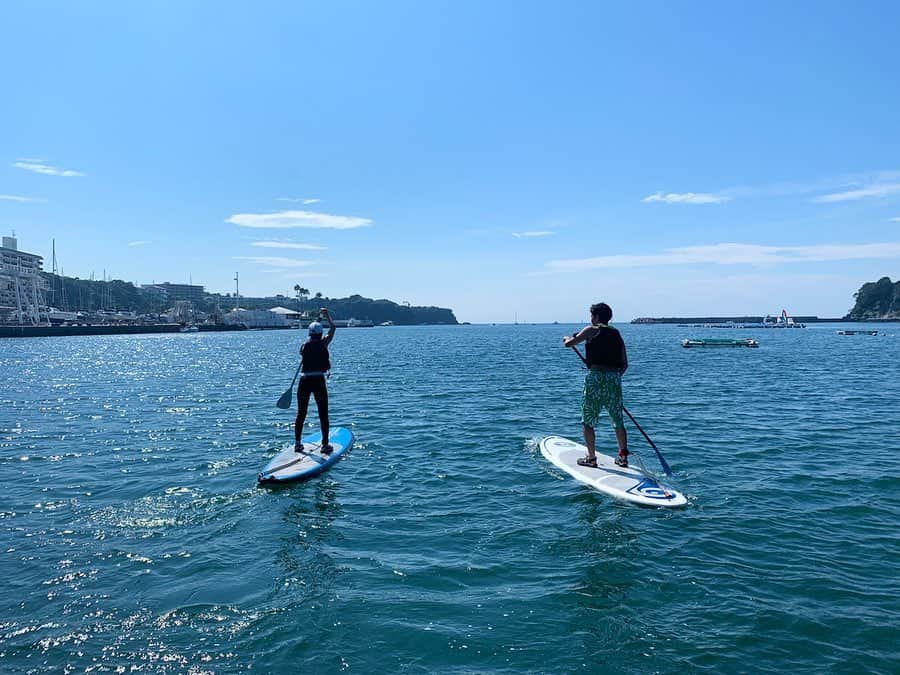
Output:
top-left (836, 330), bottom-right (878, 336)
top-left (681, 338), bottom-right (759, 348)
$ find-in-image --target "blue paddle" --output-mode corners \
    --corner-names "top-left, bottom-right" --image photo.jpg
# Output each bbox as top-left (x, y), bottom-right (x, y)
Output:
top-left (569, 344), bottom-right (673, 476)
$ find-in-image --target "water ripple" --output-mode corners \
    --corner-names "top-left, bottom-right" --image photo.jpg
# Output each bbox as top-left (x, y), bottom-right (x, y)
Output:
top-left (1, 326), bottom-right (899, 672)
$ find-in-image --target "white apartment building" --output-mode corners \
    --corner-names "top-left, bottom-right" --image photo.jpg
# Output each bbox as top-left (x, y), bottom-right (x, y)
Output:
top-left (0, 235), bottom-right (48, 325)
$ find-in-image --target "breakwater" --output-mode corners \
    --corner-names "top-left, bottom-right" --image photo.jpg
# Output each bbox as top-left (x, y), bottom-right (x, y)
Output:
top-left (631, 315), bottom-right (843, 324)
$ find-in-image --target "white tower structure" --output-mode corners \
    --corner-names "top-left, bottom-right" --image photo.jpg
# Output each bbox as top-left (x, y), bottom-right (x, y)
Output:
top-left (0, 235), bottom-right (48, 325)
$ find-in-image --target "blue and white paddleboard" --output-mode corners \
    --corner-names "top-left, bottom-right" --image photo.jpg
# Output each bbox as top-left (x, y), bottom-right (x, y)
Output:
top-left (258, 427), bottom-right (354, 484)
top-left (540, 436), bottom-right (687, 507)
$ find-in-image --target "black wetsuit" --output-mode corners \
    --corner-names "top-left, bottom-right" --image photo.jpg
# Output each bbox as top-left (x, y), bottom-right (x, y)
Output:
top-left (295, 338), bottom-right (331, 445)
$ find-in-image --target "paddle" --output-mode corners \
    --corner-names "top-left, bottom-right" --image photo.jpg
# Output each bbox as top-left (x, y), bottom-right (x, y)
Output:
top-left (276, 363), bottom-right (302, 409)
top-left (569, 344), bottom-right (673, 476)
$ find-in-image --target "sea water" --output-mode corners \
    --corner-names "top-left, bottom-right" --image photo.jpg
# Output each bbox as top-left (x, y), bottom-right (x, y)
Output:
top-left (1, 324), bottom-right (898, 673)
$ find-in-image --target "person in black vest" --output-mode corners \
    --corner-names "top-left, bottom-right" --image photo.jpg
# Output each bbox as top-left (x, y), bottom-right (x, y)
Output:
top-left (295, 308), bottom-right (336, 454)
top-left (562, 302), bottom-right (629, 468)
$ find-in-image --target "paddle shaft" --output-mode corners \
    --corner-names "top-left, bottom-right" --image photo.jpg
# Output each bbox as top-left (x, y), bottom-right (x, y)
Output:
top-left (288, 361), bottom-right (302, 388)
top-left (568, 344), bottom-right (673, 476)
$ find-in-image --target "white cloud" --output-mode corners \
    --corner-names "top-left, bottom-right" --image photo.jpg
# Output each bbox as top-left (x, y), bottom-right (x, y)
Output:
top-left (0, 194), bottom-right (45, 202)
top-left (513, 231), bottom-right (554, 238)
top-left (251, 241), bottom-right (327, 250)
top-left (890, 217), bottom-right (900, 222)
top-left (546, 241), bottom-right (900, 271)
top-left (642, 170), bottom-right (900, 206)
top-left (277, 197), bottom-right (321, 205)
top-left (128, 240), bottom-right (151, 247)
top-left (642, 191), bottom-right (730, 205)
top-left (812, 183), bottom-right (900, 203)
top-left (227, 209), bottom-right (371, 229)
top-left (12, 159), bottom-right (84, 177)
top-left (234, 256), bottom-right (316, 268)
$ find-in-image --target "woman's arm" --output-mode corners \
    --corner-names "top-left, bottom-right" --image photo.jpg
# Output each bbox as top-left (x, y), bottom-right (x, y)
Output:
top-left (321, 308), bottom-right (336, 346)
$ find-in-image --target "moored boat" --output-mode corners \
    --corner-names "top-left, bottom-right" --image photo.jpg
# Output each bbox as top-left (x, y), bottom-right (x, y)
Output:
top-left (681, 338), bottom-right (759, 348)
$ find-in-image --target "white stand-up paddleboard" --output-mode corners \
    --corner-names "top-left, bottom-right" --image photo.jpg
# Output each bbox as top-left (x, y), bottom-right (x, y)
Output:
top-left (540, 436), bottom-right (687, 507)
top-left (258, 427), bottom-right (354, 484)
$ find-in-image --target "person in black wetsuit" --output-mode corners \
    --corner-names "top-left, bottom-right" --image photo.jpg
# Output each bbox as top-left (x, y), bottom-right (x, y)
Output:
top-left (295, 308), bottom-right (336, 454)
top-left (562, 302), bottom-right (630, 468)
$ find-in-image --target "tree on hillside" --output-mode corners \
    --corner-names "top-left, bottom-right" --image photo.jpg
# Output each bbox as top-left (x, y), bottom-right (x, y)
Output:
top-left (293, 285), bottom-right (309, 311)
top-left (848, 276), bottom-right (900, 319)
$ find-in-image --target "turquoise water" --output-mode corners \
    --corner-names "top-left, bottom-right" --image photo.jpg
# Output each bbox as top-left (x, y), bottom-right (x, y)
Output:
top-left (2, 324), bottom-right (899, 673)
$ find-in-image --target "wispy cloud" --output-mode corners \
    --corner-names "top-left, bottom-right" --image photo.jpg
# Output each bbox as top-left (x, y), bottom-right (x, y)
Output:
top-left (890, 217), bottom-right (900, 222)
top-left (234, 256), bottom-right (316, 268)
top-left (128, 240), bottom-right (151, 247)
top-left (277, 197), bottom-right (321, 205)
top-left (0, 194), bottom-right (46, 202)
top-left (513, 231), bottom-right (555, 238)
top-left (812, 183), bottom-right (900, 203)
top-left (251, 241), bottom-right (327, 250)
top-left (642, 192), bottom-right (730, 205)
top-left (12, 159), bottom-right (84, 177)
top-left (643, 170), bottom-right (900, 205)
top-left (546, 242), bottom-right (900, 271)
top-left (227, 210), bottom-right (370, 230)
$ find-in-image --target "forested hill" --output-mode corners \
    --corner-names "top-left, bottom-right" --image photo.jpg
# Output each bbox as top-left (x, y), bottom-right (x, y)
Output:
top-left (846, 277), bottom-right (900, 319)
top-left (242, 294), bottom-right (457, 325)
top-left (316, 295), bottom-right (458, 325)
top-left (40, 273), bottom-right (458, 325)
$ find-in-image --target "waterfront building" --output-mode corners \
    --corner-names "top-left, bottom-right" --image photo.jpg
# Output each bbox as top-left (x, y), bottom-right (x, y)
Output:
top-left (269, 305), bottom-right (303, 327)
top-left (0, 235), bottom-right (48, 325)
top-left (224, 308), bottom-right (289, 328)
top-left (141, 282), bottom-right (206, 303)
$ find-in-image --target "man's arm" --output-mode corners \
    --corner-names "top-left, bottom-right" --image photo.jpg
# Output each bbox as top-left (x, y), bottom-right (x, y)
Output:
top-left (563, 325), bottom-right (595, 348)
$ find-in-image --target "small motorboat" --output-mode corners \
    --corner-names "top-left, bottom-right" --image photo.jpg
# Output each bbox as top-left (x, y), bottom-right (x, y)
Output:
top-left (681, 338), bottom-right (759, 348)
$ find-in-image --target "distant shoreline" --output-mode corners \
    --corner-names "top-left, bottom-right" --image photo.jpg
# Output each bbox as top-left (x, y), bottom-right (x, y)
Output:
top-left (0, 324), bottom-right (247, 339)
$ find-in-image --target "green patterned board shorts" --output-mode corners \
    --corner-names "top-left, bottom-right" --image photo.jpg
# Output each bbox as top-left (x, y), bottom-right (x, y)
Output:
top-left (581, 370), bottom-right (624, 429)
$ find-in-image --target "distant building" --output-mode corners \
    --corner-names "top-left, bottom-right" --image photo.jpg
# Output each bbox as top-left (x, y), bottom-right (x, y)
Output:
top-left (141, 282), bottom-right (206, 303)
top-left (224, 308), bottom-right (288, 328)
top-left (0, 235), bottom-right (48, 325)
top-left (269, 306), bottom-right (303, 321)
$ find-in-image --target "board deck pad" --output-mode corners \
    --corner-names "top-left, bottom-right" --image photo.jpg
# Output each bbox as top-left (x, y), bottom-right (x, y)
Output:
top-left (540, 436), bottom-right (687, 507)
top-left (258, 427), bottom-right (354, 484)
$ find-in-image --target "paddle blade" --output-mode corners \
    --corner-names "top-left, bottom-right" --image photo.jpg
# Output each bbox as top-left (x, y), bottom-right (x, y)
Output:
top-left (276, 388), bottom-right (293, 409)
top-left (657, 453), bottom-right (673, 477)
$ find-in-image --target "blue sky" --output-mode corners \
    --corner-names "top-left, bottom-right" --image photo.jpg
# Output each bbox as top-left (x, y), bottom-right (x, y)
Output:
top-left (2, 1), bottom-right (899, 322)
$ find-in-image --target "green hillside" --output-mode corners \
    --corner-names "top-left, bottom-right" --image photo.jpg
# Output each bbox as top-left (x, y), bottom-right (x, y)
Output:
top-left (846, 277), bottom-right (900, 319)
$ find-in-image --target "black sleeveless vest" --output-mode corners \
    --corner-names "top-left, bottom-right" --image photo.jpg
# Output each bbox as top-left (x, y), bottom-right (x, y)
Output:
top-left (585, 326), bottom-right (624, 369)
top-left (301, 339), bottom-right (331, 373)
